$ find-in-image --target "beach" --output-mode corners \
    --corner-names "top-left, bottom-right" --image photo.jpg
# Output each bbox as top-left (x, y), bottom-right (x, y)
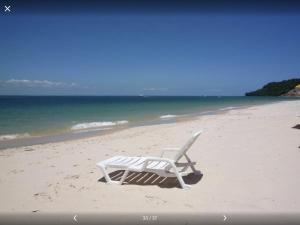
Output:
top-left (0, 100), bottom-right (299, 213)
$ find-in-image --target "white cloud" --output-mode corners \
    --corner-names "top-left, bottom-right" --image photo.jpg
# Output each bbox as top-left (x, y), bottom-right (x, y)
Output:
top-left (1, 79), bottom-right (78, 88)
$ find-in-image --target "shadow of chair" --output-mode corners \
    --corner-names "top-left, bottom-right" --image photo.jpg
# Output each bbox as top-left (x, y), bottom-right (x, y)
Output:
top-left (98, 170), bottom-right (203, 189)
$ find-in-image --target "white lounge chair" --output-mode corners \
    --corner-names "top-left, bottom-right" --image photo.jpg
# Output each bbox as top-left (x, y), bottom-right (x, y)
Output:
top-left (96, 131), bottom-right (202, 189)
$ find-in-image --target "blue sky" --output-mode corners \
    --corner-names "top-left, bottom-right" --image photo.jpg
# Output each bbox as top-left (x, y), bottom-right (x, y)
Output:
top-left (0, 14), bottom-right (300, 95)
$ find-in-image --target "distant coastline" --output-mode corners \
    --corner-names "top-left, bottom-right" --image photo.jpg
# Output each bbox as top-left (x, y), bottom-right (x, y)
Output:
top-left (245, 78), bottom-right (300, 96)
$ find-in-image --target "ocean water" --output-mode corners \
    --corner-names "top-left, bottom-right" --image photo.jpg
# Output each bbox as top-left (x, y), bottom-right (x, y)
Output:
top-left (0, 96), bottom-right (293, 141)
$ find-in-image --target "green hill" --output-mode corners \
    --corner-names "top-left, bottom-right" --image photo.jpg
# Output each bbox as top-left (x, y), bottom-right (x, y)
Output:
top-left (245, 78), bottom-right (300, 96)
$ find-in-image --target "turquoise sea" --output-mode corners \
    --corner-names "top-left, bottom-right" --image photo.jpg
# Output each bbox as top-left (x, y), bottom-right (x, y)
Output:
top-left (0, 96), bottom-right (295, 147)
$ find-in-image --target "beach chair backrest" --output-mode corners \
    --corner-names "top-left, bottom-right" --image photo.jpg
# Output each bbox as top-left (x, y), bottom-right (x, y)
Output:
top-left (173, 130), bottom-right (202, 162)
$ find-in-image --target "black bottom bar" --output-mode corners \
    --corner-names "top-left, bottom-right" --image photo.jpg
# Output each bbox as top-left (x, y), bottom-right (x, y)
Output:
top-left (0, 213), bottom-right (300, 225)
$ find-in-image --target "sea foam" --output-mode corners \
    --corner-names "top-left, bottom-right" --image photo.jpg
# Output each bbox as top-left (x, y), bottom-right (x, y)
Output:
top-left (0, 133), bottom-right (30, 141)
top-left (160, 114), bottom-right (178, 119)
top-left (219, 106), bottom-right (237, 111)
top-left (71, 120), bottom-right (129, 130)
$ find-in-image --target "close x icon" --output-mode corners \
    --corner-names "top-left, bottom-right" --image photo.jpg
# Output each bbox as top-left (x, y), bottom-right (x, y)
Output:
top-left (4, 5), bottom-right (11, 12)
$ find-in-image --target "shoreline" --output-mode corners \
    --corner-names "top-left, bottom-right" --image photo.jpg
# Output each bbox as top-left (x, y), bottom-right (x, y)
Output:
top-left (0, 101), bottom-right (281, 150)
top-left (0, 100), bottom-right (299, 213)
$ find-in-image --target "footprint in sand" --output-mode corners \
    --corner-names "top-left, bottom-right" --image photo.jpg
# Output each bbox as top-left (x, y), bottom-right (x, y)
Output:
top-left (64, 174), bottom-right (80, 180)
top-left (78, 186), bottom-right (85, 191)
top-left (9, 169), bottom-right (24, 174)
top-left (9, 169), bottom-right (17, 174)
top-left (69, 184), bottom-right (76, 188)
top-left (33, 192), bottom-right (52, 201)
top-left (145, 195), bottom-right (167, 205)
top-left (33, 192), bottom-right (48, 197)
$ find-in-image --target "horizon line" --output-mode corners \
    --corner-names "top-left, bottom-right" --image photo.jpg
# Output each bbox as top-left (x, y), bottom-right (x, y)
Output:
top-left (0, 94), bottom-right (268, 97)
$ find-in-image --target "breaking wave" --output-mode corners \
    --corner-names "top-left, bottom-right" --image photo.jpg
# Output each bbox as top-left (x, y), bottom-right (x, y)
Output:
top-left (160, 114), bottom-right (178, 119)
top-left (71, 120), bottom-right (129, 130)
top-left (219, 106), bottom-right (238, 111)
top-left (0, 133), bottom-right (30, 141)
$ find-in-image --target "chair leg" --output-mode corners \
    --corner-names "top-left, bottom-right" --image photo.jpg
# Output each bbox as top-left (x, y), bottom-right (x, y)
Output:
top-left (98, 164), bottom-right (114, 184)
top-left (119, 169), bottom-right (129, 185)
top-left (184, 154), bottom-right (201, 175)
top-left (190, 164), bottom-right (202, 175)
top-left (177, 173), bottom-right (191, 190)
top-left (173, 167), bottom-right (190, 190)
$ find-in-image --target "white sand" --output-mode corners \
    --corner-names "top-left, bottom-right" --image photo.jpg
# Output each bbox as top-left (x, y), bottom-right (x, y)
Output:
top-left (0, 100), bottom-right (299, 213)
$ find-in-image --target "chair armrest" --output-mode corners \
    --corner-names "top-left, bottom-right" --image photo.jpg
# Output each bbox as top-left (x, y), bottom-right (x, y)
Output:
top-left (142, 157), bottom-right (175, 170)
top-left (160, 148), bottom-right (180, 157)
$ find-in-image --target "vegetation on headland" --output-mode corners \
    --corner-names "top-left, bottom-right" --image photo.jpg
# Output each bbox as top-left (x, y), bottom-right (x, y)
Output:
top-left (245, 78), bottom-right (300, 96)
